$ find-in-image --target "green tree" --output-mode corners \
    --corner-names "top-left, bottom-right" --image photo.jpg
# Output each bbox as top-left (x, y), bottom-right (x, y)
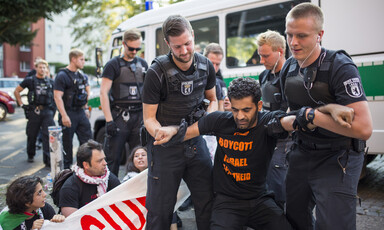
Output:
top-left (0, 0), bottom-right (88, 45)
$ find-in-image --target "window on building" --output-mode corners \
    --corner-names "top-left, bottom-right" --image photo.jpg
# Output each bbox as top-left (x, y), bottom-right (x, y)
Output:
top-left (155, 16), bottom-right (219, 57)
top-left (48, 44), bottom-right (52, 51)
top-left (20, 61), bottom-right (31, 72)
top-left (56, 44), bottom-right (63, 54)
top-left (48, 24), bottom-right (52, 32)
top-left (20, 45), bottom-right (31, 52)
top-left (225, 2), bottom-right (293, 68)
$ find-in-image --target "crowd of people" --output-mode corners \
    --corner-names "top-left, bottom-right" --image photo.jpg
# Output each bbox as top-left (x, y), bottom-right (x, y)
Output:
top-left (2, 2), bottom-right (372, 230)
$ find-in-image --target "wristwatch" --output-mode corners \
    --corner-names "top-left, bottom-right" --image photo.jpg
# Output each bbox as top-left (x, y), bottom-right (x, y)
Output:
top-left (307, 108), bottom-right (315, 124)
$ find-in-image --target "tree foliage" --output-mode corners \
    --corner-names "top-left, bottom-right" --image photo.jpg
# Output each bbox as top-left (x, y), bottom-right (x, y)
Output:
top-left (0, 0), bottom-right (88, 45)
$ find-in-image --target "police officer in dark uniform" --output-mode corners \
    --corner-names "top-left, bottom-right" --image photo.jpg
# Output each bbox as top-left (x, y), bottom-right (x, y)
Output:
top-left (256, 30), bottom-right (293, 208)
top-left (54, 48), bottom-right (92, 169)
top-left (203, 43), bottom-right (227, 111)
top-left (281, 3), bottom-right (373, 230)
top-left (100, 29), bottom-right (148, 177)
top-left (14, 59), bottom-right (55, 165)
top-left (142, 15), bottom-right (218, 230)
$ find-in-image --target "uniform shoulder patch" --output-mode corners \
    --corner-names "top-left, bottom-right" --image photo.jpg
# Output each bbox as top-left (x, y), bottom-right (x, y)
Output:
top-left (343, 77), bottom-right (363, 98)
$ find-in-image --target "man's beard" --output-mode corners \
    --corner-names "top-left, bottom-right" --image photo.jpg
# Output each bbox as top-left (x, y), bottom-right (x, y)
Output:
top-left (172, 50), bottom-right (193, 63)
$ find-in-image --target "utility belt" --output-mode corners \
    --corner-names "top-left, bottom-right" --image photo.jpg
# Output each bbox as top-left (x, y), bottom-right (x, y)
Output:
top-left (297, 135), bottom-right (365, 152)
top-left (65, 106), bottom-right (84, 111)
top-left (112, 104), bottom-right (142, 112)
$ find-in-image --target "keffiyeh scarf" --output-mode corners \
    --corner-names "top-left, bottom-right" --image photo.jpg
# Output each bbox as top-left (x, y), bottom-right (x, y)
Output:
top-left (73, 165), bottom-right (110, 197)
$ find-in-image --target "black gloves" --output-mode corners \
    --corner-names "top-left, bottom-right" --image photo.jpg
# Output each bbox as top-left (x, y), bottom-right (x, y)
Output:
top-left (292, 106), bottom-right (312, 132)
top-left (162, 119), bottom-right (188, 148)
top-left (106, 121), bottom-right (119, 136)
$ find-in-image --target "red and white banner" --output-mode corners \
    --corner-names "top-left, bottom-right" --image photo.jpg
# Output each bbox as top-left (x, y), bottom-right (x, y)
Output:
top-left (42, 169), bottom-right (190, 230)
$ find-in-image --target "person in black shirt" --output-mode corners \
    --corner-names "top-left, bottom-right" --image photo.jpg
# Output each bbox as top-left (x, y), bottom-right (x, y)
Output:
top-left (154, 77), bottom-right (355, 230)
top-left (0, 175), bottom-right (65, 230)
top-left (142, 15), bottom-right (218, 230)
top-left (256, 30), bottom-right (292, 207)
top-left (59, 140), bottom-right (120, 217)
top-left (54, 48), bottom-right (92, 169)
top-left (281, 3), bottom-right (373, 230)
top-left (14, 59), bottom-right (55, 165)
top-left (100, 28), bottom-right (148, 176)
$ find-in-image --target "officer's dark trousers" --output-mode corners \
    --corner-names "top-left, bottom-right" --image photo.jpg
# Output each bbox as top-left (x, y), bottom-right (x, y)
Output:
top-left (286, 143), bottom-right (364, 230)
top-left (210, 193), bottom-right (293, 230)
top-left (105, 109), bottom-right (142, 176)
top-left (146, 136), bottom-right (213, 230)
top-left (26, 109), bottom-right (55, 161)
top-left (59, 109), bottom-right (91, 169)
top-left (266, 138), bottom-right (293, 207)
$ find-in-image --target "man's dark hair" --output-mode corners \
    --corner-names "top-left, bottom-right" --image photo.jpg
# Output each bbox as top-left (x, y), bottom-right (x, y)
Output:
top-left (162, 14), bottom-right (193, 42)
top-left (6, 175), bottom-right (43, 214)
top-left (228, 77), bottom-right (261, 105)
top-left (126, 146), bottom-right (147, 174)
top-left (77, 139), bottom-right (103, 168)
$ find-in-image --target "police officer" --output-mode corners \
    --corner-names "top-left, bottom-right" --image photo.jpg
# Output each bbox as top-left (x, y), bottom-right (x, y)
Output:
top-left (203, 43), bottom-right (227, 111)
top-left (100, 29), bottom-right (148, 177)
top-left (280, 3), bottom-right (373, 230)
top-left (54, 48), bottom-right (92, 169)
top-left (142, 15), bottom-right (218, 230)
top-left (256, 30), bottom-right (293, 208)
top-left (14, 59), bottom-right (55, 165)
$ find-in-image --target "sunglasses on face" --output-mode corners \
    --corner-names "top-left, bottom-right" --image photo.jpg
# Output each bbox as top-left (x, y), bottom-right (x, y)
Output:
top-left (124, 43), bottom-right (141, 52)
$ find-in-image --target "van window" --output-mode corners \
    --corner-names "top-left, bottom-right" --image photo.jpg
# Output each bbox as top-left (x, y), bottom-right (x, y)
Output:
top-left (156, 16), bottom-right (219, 56)
top-left (225, 2), bottom-right (293, 68)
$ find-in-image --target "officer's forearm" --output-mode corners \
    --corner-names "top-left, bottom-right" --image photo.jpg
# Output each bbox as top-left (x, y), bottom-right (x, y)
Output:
top-left (54, 94), bottom-right (68, 118)
top-left (100, 91), bottom-right (113, 122)
top-left (144, 117), bottom-right (162, 138)
top-left (14, 91), bottom-right (22, 106)
top-left (207, 99), bottom-right (218, 113)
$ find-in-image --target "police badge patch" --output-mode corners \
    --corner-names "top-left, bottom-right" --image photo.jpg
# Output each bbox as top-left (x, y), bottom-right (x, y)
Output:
top-left (181, 81), bottom-right (193, 95)
top-left (129, 86), bottom-right (138, 96)
top-left (344, 78), bottom-right (363, 98)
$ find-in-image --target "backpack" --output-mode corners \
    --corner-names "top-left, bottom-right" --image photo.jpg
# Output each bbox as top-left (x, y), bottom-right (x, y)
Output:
top-left (50, 169), bottom-right (74, 207)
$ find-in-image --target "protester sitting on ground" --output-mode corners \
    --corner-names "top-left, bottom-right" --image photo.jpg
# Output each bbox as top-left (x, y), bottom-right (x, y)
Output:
top-left (0, 175), bottom-right (65, 230)
top-left (122, 145), bottom-right (181, 229)
top-left (59, 140), bottom-right (120, 217)
top-left (122, 146), bottom-right (148, 182)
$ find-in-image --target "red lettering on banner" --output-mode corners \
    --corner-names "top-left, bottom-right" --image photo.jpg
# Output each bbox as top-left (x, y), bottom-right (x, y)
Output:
top-left (80, 215), bottom-right (105, 229)
top-left (97, 208), bottom-right (121, 230)
top-left (109, 200), bottom-right (146, 230)
top-left (137, 196), bottom-right (146, 207)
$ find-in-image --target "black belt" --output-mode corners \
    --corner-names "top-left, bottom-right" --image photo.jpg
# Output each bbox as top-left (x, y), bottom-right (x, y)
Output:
top-left (298, 139), bottom-right (352, 151)
top-left (113, 105), bottom-right (142, 112)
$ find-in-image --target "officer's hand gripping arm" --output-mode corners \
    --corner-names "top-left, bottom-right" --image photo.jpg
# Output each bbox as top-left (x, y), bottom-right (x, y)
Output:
top-left (316, 103), bottom-right (354, 128)
top-left (154, 119), bottom-right (188, 147)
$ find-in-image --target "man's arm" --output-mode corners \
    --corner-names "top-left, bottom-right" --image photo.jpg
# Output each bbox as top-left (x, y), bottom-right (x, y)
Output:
top-left (14, 85), bottom-right (24, 106)
top-left (100, 78), bottom-right (113, 122)
top-left (54, 90), bottom-right (71, 127)
top-left (143, 103), bottom-right (161, 138)
top-left (153, 121), bottom-right (200, 145)
top-left (313, 101), bottom-right (372, 140)
top-left (205, 87), bottom-right (218, 113)
top-left (61, 207), bottom-right (78, 217)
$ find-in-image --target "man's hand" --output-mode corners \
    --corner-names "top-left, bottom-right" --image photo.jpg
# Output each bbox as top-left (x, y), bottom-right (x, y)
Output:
top-left (84, 108), bottom-right (90, 119)
top-left (317, 104), bottom-right (354, 128)
top-left (62, 115), bottom-right (71, 128)
top-left (106, 121), bottom-right (119, 136)
top-left (32, 219), bottom-right (44, 229)
top-left (154, 126), bottom-right (178, 145)
top-left (50, 214), bottom-right (66, 223)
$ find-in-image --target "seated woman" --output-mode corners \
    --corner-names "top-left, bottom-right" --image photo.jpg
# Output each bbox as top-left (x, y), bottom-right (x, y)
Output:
top-left (122, 146), bottom-right (181, 229)
top-left (122, 145), bottom-right (148, 182)
top-left (0, 175), bottom-right (65, 230)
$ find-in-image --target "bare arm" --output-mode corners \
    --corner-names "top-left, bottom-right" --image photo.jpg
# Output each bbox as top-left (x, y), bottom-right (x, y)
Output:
top-left (54, 90), bottom-right (71, 127)
top-left (218, 99), bottom-right (224, 111)
top-left (14, 85), bottom-right (24, 106)
top-left (61, 207), bottom-right (78, 217)
top-left (205, 87), bottom-right (218, 113)
top-left (100, 78), bottom-right (113, 122)
top-left (143, 103), bottom-right (161, 138)
top-left (313, 101), bottom-right (372, 140)
top-left (153, 121), bottom-right (201, 145)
